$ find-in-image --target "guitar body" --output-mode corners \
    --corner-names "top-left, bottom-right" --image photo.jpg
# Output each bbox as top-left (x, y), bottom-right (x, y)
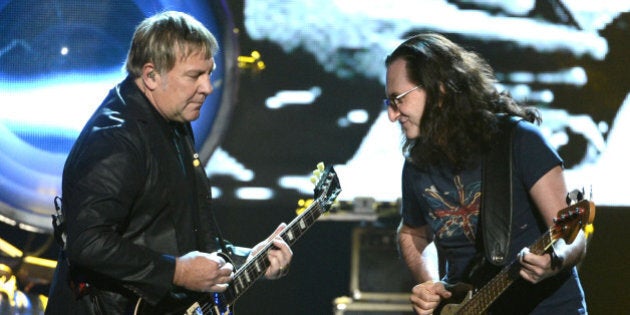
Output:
top-left (437, 283), bottom-right (475, 315)
top-left (134, 294), bottom-right (232, 315)
top-left (134, 252), bottom-right (236, 315)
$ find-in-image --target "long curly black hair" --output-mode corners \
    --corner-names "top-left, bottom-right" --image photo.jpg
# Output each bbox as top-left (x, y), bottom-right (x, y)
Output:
top-left (385, 33), bottom-right (541, 171)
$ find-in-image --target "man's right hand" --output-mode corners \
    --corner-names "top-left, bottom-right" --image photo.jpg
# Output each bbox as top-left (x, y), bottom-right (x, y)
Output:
top-left (410, 281), bottom-right (452, 315)
top-left (173, 251), bottom-right (234, 292)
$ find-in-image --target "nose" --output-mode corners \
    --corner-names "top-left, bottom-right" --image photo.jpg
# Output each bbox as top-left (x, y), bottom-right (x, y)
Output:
top-left (387, 105), bottom-right (400, 122)
top-left (199, 74), bottom-right (213, 95)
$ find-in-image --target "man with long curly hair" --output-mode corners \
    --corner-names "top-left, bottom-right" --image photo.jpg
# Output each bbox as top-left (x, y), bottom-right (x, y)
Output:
top-left (386, 33), bottom-right (588, 314)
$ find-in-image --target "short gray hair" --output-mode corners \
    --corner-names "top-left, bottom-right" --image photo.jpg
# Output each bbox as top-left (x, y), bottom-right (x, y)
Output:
top-left (125, 11), bottom-right (219, 77)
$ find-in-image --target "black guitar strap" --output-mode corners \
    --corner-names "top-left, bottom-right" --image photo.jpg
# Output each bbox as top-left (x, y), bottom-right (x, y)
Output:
top-left (481, 115), bottom-right (520, 266)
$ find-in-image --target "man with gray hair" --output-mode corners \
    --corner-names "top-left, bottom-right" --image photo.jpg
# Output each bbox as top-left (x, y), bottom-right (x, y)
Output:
top-left (46, 11), bottom-right (292, 314)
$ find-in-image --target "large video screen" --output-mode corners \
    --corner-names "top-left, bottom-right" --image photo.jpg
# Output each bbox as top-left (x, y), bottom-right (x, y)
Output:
top-left (1, 0), bottom-right (629, 232)
top-left (209, 0), bottom-right (630, 207)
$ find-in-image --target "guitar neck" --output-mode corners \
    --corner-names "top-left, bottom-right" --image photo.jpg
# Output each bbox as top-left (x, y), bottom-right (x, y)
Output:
top-left (457, 230), bottom-right (554, 314)
top-left (222, 197), bottom-right (328, 304)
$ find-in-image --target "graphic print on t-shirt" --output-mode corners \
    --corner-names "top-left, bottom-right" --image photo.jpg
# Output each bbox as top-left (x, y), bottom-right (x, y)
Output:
top-left (424, 175), bottom-right (481, 243)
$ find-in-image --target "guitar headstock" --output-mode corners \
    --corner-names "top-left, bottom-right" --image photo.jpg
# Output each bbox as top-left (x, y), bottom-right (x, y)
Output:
top-left (310, 162), bottom-right (341, 211)
top-left (551, 199), bottom-right (596, 244)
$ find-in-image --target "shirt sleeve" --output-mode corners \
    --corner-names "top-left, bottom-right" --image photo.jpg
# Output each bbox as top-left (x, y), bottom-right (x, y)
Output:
top-left (513, 120), bottom-right (563, 191)
top-left (400, 161), bottom-right (427, 227)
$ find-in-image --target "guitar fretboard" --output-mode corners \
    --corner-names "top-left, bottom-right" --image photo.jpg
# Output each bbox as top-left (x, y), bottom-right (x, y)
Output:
top-left (191, 192), bottom-right (334, 312)
top-left (456, 230), bottom-right (554, 314)
top-left (226, 198), bottom-right (328, 302)
top-left (182, 164), bottom-right (341, 315)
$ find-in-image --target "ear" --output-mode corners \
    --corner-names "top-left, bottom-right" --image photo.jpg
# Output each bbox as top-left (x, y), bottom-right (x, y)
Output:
top-left (437, 82), bottom-right (446, 108)
top-left (438, 82), bottom-right (447, 94)
top-left (141, 64), bottom-right (159, 90)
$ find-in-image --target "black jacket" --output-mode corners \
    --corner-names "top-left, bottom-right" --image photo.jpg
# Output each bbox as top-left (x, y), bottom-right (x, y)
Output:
top-left (46, 76), bottom-right (219, 314)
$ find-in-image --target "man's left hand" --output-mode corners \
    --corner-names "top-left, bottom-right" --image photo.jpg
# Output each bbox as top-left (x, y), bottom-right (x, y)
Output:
top-left (250, 223), bottom-right (293, 280)
top-left (518, 247), bottom-right (561, 284)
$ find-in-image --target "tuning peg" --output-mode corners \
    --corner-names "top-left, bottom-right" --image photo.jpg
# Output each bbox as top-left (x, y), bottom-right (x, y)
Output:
top-left (313, 169), bottom-right (321, 178)
top-left (310, 175), bottom-right (317, 184)
top-left (317, 162), bottom-right (325, 171)
top-left (566, 189), bottom-right (584, 205)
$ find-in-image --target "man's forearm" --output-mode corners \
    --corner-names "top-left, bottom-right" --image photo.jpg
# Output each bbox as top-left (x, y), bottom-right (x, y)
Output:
top-left (398, 230), bottom-right (439, 283)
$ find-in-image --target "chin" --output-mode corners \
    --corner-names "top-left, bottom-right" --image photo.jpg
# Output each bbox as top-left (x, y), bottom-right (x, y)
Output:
top-left (403, 129), bottom-right (419, 139)
top-left (186, 112), bottom-right (201, 122)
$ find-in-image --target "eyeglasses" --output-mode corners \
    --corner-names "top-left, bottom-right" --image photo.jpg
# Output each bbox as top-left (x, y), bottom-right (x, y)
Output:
top-left (383, 85), bottom-right (421, 110)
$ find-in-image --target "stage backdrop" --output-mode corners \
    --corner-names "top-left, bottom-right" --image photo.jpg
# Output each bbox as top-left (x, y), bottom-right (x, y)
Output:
top-left (0, 1), bottom-right (629, 314)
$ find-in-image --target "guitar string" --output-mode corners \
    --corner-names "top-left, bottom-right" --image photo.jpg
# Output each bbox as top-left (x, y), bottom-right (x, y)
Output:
top-left (460, 228), bottom-right (556, 314)
top-left (230, 200), bottom-right (327, 296)
top-left (196, 197), bottom-right (331, 313)
top-left (197, 201), bottom-right (328, 313)
top-left (458, 204), bottom-right (592, 314)
top-left (195, 172), bottom-right (339, 312)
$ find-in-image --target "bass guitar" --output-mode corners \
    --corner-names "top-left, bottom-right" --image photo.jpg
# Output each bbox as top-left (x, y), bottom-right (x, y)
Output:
top-left (438, 199), bottom-right (595, 315)
top-left (134, 162), bottom-right (341, 315)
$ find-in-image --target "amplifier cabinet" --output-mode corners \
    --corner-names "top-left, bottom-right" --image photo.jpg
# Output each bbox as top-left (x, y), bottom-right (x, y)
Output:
top-left (350, 226), bottom-right (416, 302)
top-left (333, 296), bottom-right (414, 315)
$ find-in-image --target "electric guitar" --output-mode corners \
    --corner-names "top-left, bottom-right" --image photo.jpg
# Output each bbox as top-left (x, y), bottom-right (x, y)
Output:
top-left (438, 199), bottom-right (595, 315)
top-left (134, 162), bottom-right (341, 315)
